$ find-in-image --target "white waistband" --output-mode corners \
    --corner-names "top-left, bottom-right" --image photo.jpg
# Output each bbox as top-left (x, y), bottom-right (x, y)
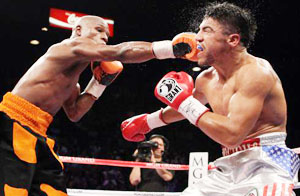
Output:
top-left (256, 132), bottom-right (286, 144)
top-left (222, 132), bottom-right (287, 156)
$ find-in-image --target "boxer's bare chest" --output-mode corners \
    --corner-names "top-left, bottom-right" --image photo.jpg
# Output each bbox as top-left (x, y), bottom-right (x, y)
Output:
top-left (203, 75), bottom-right (236, 115)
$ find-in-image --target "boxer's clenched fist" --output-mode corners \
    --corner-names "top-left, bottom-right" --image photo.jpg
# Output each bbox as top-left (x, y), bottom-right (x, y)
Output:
top-left (84, 61), bottom-right (123, 100)
top-left (152, 32), bottom-right (200, 62)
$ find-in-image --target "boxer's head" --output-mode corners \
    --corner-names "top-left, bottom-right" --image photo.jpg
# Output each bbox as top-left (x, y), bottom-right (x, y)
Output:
top-left (71, 15), bottom-right (109, 45)
top-left (203, 2), bottom-right (257, 49)
top-left (195, 2), bottom-right (257, 66)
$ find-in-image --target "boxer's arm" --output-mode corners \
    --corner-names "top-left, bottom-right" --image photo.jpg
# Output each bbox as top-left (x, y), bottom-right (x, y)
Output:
top-left (105, 42), bottom-right (155, 63)
top-left (160, 106), bottom-right (185, 123)
top-left (71, 37), bottom-right (155, 63)
top-left (160, 81), bottom-right (208, 124)
top-left (62, 83), bottom-right (96, 122)
top-left (71, 34), bottom-right (196, 63)
top-left (196, 68), bottom-right (274, 148)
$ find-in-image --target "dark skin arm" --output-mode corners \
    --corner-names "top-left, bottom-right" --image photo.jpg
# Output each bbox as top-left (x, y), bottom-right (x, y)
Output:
top-left (62, 83), bottom-right (96, 122)
top-left (70, 37), bottom-right (155, 63)
top-left (61, 38), bottom-right (156, 122)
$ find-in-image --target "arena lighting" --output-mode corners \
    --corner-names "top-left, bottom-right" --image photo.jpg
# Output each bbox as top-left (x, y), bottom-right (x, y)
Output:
top-left (30, 40), bottom-right (40, 45)
top-left (41, 27), bottom-right (48, 31)
top-left (192, 67), bottom-right (201, 72)
top-left (49, 8), bottom-right (114, 37)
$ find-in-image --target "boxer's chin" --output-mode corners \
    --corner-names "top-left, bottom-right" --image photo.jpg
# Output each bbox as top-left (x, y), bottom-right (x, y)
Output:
top-left (197, 59), bottom-right (207, 67)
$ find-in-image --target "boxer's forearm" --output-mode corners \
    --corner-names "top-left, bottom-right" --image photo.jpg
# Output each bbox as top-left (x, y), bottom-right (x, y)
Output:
top-left (197, 112), bottom-right (250, 148)
top-left (71, 39), bottom-right (154, 63)
top-left (63, 92), bottom-right (96, 122)
top-left (112, 42), bottom-right (155, 63)
top-left (161, 106), bottom-right (186, 124)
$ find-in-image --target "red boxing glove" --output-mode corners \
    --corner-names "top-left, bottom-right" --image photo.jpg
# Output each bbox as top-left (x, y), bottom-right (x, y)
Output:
top-left (154, 71), bottom-right (194, 110)
top-left (121, 110), bottom-right (167, 142)
top-left (154, 71), bottom-right (209, 125)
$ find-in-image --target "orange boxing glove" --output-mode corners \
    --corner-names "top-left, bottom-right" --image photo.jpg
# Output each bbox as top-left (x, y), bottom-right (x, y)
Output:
top-left (172, 32), bottom-right (201, 62)
top-left (92, 61), bottom-right (123, 85)
top-left (84, 61), bottom-right (123, 100)
top-left (152, 32), bottom-right (201, 62)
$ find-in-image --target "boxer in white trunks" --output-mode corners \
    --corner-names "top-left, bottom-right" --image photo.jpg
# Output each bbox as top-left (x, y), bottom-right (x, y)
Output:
top-left (121, 2), bottom-right (300, 195)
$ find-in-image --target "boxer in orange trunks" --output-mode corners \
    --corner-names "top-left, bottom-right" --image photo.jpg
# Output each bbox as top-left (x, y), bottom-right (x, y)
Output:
top-left (0, 15), bottom-right (198, 195)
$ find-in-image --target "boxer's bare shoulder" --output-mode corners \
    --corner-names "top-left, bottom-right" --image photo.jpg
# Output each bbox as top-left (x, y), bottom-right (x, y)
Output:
top-left (194, 67), bottom-right (215, 94)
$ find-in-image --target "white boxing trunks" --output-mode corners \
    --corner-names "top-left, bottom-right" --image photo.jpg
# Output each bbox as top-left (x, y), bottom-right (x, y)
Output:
top-left (182, 132), bottom-right (300, 196)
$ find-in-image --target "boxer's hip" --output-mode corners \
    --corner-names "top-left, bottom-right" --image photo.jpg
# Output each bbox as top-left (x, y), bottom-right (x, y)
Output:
top-left (0, 92), bottom-right (53, 136)
top-left (217, 132), bottom-right (300, 183)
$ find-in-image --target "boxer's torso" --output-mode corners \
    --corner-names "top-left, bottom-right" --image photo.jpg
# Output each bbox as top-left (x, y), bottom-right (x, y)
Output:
top-left (195, 56), bottom-right (287, 138)
top-left (12, 39), bottom-right (90, 116)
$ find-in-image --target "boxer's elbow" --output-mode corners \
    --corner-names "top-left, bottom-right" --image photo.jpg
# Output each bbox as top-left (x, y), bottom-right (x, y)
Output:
top-left (201, 120), bottom-right (243, 148)
top-left (68, 113), bottom-right (82, 122)
top-left (69, 115), bottom-right (82, 122)
top-left (222, 138), bottom-right (242, 148)
top-left (221, 128), bottom-right (246, 148)
top-left (64, 109), bottom-right (83, 122)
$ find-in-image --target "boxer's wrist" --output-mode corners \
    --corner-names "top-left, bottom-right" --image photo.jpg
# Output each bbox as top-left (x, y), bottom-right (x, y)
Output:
top-left (152, 41), bottom-right (175, 59)
top-left (178, 96), bottom-right (209, 125)
top-left (147, 109), bottom-right (167, 129)
top-left (83, 77), bottom-right (106, 100)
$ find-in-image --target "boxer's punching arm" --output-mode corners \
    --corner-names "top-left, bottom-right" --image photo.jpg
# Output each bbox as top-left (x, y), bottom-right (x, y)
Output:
top-left (71, 33), bottom-right (198, 63)
top-left (70, 37), bottom-right (153, 63)
top-left (104, 42), bottom-right (155, 63)
top-left (196, 69), bottom-right (274, 148)
top-left (62, 83), bottom-right (96, 122)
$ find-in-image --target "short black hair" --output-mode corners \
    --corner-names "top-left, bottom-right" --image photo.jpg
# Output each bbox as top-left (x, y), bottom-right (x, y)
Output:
top-left (204, 2), bottom-right (257, 48)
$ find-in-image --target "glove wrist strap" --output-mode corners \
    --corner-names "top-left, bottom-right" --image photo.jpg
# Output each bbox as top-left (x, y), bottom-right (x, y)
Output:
top-left (152, 41), bottom-right (175, 59)
top-left (147, 109), bottom-right (167, 129)
top-left (84, 77), bottom-right (106, 100)
top-left (178, 96), bottom-right (209, 125)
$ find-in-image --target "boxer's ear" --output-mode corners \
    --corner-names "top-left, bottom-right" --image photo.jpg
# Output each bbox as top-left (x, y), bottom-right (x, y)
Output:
top-left (75, 26), bottom-right (81, 36)
top-left (227, 33), bottom-right (240, 47)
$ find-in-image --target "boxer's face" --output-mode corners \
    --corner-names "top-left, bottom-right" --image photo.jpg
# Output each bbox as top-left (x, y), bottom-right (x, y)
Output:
top-left (81, 17), bottom-right (109, 45)
top-left (196, 17), bottom-right (230, 66)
